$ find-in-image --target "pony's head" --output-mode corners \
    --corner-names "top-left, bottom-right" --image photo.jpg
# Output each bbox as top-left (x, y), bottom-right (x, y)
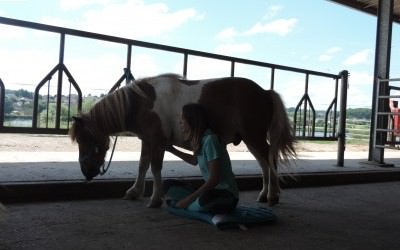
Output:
top-left (69, 115), bottom-right (110, 181)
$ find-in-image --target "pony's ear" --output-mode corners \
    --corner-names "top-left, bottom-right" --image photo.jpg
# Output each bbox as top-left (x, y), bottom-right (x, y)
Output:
top-left (72, 116), bottom-right (84, 126)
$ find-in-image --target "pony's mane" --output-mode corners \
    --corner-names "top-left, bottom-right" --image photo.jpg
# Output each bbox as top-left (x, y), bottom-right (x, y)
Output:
top-left (69, 85), bottom-right (135, 140)
top-left (89, 86), bottom-right (134, 134)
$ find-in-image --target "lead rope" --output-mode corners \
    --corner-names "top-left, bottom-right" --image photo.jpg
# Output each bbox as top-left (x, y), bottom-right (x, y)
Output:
top-left (100, 136), bottom-right (118, 175)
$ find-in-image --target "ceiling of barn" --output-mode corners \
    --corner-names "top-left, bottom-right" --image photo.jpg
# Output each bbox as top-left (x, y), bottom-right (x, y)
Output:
top-left (329, 0), bottom-right (400, 23)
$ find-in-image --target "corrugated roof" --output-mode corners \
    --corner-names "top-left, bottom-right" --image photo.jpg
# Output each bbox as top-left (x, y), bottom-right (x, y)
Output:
top-left (329, 0), bottom-right (400, 23)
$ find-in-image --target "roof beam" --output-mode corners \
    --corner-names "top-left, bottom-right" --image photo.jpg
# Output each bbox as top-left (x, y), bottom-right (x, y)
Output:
top-left (328, 0), bottom-right (400, 23)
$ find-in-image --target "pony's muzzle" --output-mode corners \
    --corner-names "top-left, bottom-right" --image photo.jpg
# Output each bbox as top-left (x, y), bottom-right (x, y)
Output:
top-left (79, 158), bottom-right (101, 181)
top-left (81, 167), bottom-right (100, 181)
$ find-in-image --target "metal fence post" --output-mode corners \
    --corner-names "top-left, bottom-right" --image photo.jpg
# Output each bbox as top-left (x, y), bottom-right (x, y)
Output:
top-left (0, 78), bottom-right (4, 129)
top-left (337, 70), bottom-right (349, 166)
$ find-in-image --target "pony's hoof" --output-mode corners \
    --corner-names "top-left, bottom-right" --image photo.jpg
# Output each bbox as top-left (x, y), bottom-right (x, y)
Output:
top-left (257, 195), bottom-right (268, 203)
top-left (123, 192), bottom-right (140, 200)
top-left (123, 189), bottom-right (142, 200)
top-left (268, 196), bottom-right (280, 206)
top-left (123, 194), bottom-right (133, 200)
top-left (147, 199), bottom-right (163, 208)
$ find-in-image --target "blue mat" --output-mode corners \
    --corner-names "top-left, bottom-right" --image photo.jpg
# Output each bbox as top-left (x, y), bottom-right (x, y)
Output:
top-left (167, 204), bottom-right (277, 230)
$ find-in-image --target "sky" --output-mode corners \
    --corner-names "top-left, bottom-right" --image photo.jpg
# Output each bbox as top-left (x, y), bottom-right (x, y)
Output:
top-left (0, 0), bottom-right (399, 109)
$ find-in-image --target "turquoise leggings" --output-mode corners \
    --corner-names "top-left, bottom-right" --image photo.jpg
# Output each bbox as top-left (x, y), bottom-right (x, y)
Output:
top-left (163, 179), bottom-right (238, 214)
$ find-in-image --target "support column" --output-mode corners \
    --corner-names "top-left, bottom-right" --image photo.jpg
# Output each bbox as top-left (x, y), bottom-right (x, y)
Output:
top-left (368, 0), bottom-right (394, 163)
top-left (337, 70), bottom-right (349, 167)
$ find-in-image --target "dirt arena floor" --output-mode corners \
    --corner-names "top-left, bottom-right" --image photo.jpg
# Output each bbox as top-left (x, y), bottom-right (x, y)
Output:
top-left (1, 182), bottom-right (400, 250)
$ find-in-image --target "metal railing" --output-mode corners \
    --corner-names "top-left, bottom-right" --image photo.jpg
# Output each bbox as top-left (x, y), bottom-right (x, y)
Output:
top-left (373, 77), bottom-right (400, 149)
top-left (0, 16), bottom-right (348, 164)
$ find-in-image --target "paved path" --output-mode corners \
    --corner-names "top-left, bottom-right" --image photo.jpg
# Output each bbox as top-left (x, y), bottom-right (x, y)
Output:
top-left (0, 151), bottom-right (399, 183)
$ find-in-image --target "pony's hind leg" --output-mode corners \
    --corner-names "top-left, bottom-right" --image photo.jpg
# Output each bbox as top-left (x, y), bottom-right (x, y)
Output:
top-left (246, 142), bottom-right (280, 206)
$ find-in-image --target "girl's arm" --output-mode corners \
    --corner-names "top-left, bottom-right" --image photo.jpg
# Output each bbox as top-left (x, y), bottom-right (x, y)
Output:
top-left (176, 159), bottom-right (221, 208)
top-left (165, 145), bottom-right (198, 165)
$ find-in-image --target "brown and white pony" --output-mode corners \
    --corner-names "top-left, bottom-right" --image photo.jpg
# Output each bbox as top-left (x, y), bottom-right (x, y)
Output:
top-left (69, 74), bottom-right (296, 207)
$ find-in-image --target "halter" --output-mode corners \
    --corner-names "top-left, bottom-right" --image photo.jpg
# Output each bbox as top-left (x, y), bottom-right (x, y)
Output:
top-left (78, 136), bottom-right (117, 176)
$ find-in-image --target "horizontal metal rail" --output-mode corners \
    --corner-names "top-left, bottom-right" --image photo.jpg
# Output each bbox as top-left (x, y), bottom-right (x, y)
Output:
top-left (0, 16), bottom-right (338, 78)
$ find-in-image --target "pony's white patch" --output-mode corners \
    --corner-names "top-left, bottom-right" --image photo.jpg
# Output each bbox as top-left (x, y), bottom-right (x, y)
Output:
top-left (150, 77), bottom-right (213, 145)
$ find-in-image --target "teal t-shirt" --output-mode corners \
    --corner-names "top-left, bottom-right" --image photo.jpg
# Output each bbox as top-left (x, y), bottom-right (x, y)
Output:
top-left (196, 130), bottom-right (239, 198)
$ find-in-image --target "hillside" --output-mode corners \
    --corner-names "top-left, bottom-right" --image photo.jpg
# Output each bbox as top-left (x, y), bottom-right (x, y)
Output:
top-left (4, 88), bottom-right (372, 121)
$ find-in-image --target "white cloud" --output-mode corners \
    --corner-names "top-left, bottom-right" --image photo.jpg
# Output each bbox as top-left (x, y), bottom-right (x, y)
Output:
top-left (79, 1), bottom-right (198, 39)
top-left (40, 16), bottom-right (69, 27)
top-left (344, 49), bottom-right (371, 66)
top-left (263, 5), bottom-right (282, 19)
top-left (131, 53), bottom-right (160, 77)
top-left (243, 18), bottom-right (298, 36)
top-left (348, 71), bottom-right (373, 87)
top-left (59, 0), bottom-right (112, 11)
top-left (41, 0), bottom-right (200, 40)
top-left (216, 27), bottom-right (237, 41)
top-left (326, 47), bottom-right (342, 54)
top-left (214, 43), bottom-right (252, 56)
top-left (178, 57), bottom-right (231, 79)
top-left (216, 17), bottom-right (297, 42)
top-left (319, 54), bottom-right (332, 62)
top-left (0, 48), bottom-right (59, 91)
top-left (0, 24), bottom-right (26, 41)
top-left (318, 47), bottom-right (342, 62)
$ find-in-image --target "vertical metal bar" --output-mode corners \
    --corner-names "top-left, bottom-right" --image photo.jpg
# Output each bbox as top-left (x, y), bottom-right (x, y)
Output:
top-left (302, 74), bottom-right (309, 137)
top-left (55, 33), bottom-right (66, 129)
top-left (67, 80), bottom-right (72, 129)
top-left (230, 61), bottom-right (235, 77)
top-left (270, 68), bottom-right (275, 90)
top-left (368, 0), bottom-right (394, 163)
top-left (183, 53), bottom-right (188, 78)
top-left (333, 78), bottom-right (339, 136)
top-left (46, 79), bottom-right (50, 128)
top-left (337, 70), bottom-right (349, 167)
top-left (126, 44), bottom-right (133, 84)
top-left (0, 78), bottom-right (5, 128)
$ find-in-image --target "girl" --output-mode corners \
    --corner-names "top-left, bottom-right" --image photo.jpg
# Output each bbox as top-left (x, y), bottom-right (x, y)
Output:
top-left (164, 103), bottom-right (239, 214)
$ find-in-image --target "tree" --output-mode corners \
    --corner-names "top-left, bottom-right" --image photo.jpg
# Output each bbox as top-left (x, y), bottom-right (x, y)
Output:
top-left (4, 96), bottom-right (14, 114)
top-left (14, 89), bottom-right (33, 99)
top-left (347, 108), bottom-right (371, 120)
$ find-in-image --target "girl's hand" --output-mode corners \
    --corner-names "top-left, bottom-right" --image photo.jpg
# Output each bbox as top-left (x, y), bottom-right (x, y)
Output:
top-left (176, 197), bottom-right (193, 209)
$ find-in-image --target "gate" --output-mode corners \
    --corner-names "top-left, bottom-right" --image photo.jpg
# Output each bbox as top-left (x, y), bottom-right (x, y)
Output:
top-left (373, 78), bottom-right (400, 149)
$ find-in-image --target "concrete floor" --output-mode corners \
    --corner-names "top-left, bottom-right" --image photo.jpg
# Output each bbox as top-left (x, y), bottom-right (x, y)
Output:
top-left (1, 181), bottom-right (399, 250)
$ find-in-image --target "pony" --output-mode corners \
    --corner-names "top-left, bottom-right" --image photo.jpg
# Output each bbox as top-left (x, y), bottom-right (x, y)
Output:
top-left (69, 74), bottom-right (296, 207)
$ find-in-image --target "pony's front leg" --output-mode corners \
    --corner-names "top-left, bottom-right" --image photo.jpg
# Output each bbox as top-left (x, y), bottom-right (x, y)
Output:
top-left (147, 146), bottom-right (165, 208)
top-left (124, 141), bottom-right (151, 200)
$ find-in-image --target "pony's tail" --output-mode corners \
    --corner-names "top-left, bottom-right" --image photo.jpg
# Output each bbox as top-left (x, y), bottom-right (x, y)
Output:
top-left (267, 90), bottom-right (296, 168)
